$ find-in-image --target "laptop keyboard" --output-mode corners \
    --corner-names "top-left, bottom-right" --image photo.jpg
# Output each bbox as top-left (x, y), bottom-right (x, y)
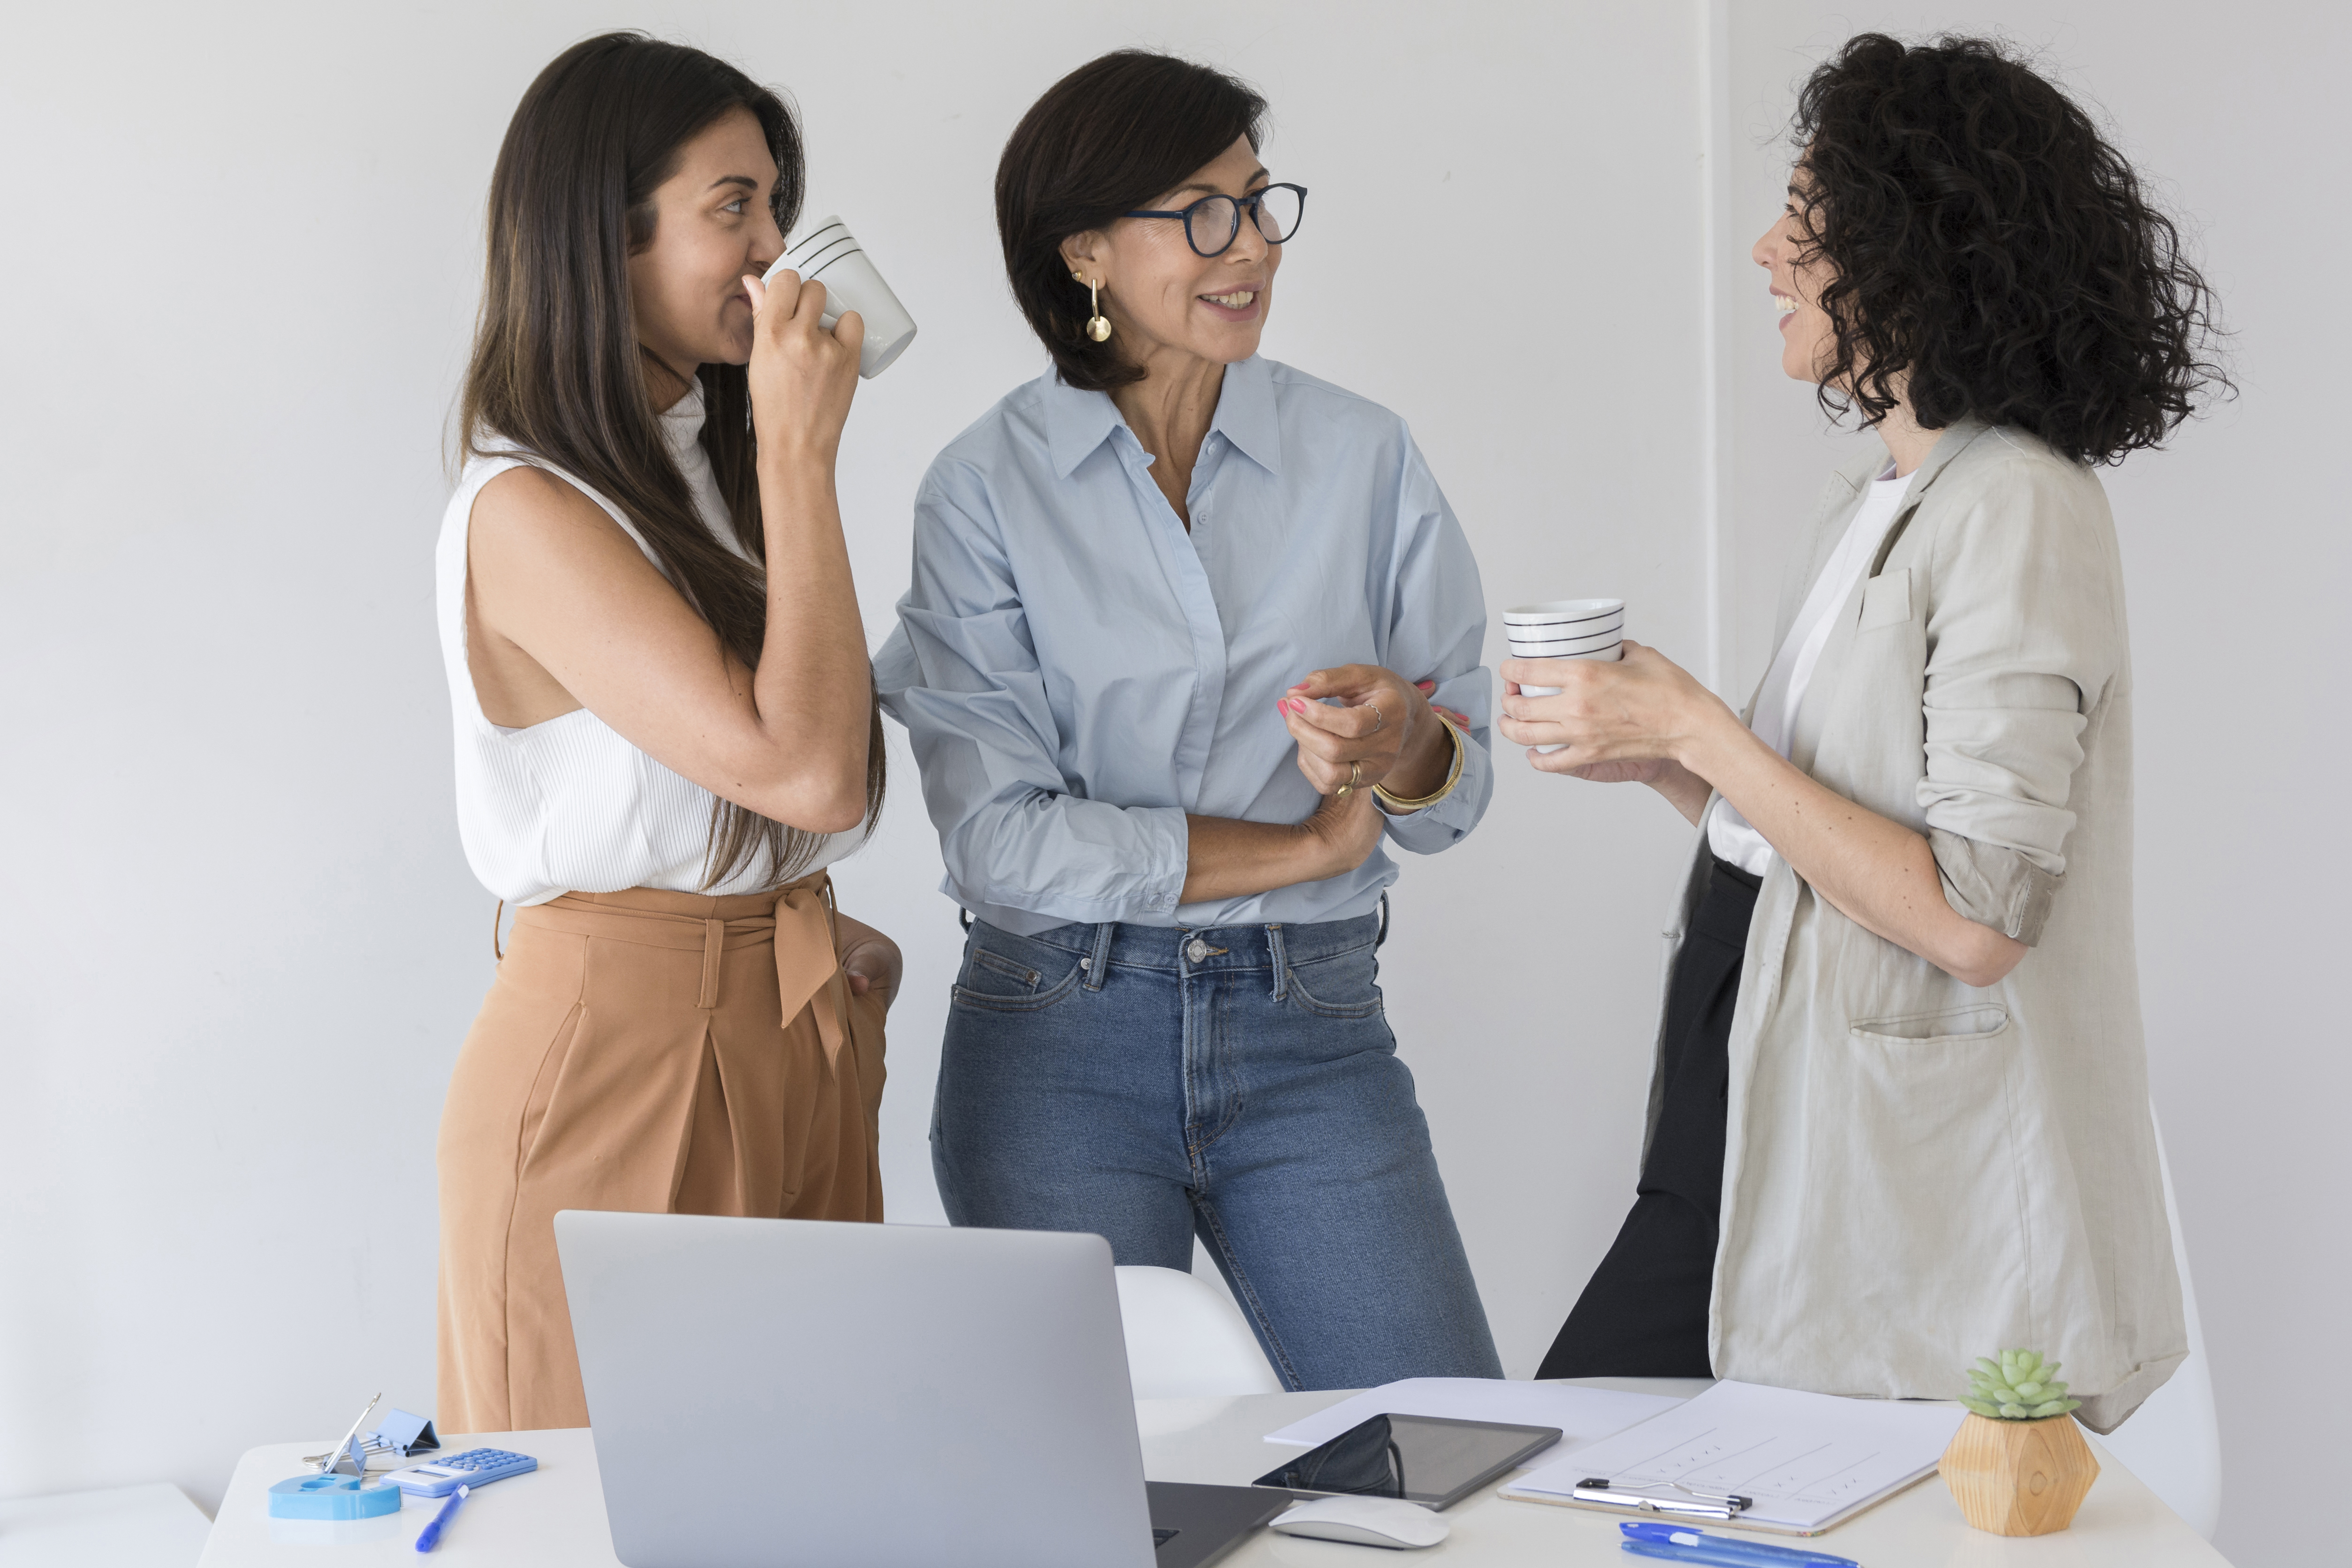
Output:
top-left (1153, 1528), bottom-right (1179, 1547)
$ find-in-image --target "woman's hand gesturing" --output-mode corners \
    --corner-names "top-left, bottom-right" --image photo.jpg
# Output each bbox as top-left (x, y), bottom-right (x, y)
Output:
top-left (741, 269), bottom-right (864, 462)
top-left (1278, 664), bottom-right (1456, 802)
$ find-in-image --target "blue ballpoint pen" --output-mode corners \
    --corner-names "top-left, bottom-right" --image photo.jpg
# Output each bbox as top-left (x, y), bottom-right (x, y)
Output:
top-left (414, 1484), bottom-right (469, 1553)
top-left (1621, 1521), bottom-right (1859, 1568)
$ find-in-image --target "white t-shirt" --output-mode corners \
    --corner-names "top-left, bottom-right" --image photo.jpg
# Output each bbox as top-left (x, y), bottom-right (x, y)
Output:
top-left (1707, 463), bottom-right (1914, 876)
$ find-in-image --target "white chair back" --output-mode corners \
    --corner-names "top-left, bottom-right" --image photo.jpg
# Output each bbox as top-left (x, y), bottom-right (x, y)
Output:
top-left (1113, 1265), bottom-right (1283, 1399)
top-left (2096, 1106), bottom-right (2223, 1539)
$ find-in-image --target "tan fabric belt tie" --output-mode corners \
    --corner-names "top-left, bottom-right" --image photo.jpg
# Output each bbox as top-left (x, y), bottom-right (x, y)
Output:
top-left (518, 871), bottom-right (851, 1068)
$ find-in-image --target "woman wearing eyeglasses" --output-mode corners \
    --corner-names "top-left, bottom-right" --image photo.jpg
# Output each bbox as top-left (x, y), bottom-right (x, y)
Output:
top-left (876, 50), bottom-right (1501, 1388)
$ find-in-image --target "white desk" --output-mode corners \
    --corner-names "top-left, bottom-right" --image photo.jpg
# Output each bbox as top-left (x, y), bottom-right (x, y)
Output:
top-left (199, 1380), bottom-right (2231, 1566)
top-left (0, 1483), bottom-right (211, 1567)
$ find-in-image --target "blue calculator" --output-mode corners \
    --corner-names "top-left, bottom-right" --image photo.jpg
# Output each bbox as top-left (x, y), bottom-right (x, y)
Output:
top-left (385, 1447), bottom-right (538, 1497)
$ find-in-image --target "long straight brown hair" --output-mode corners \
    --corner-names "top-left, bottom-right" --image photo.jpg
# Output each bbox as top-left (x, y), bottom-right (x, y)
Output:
top-left (460, 31), bottom-right (882, 889)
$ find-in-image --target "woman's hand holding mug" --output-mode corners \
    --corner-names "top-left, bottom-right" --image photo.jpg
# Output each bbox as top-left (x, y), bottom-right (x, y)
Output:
top-left (1498, 640), bottom-right (1726, 817)
top-left (742, 268), bottom-right (865, 461)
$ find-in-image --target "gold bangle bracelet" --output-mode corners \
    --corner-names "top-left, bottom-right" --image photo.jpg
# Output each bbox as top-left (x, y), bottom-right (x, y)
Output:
top-left (1373, 713), bottom-right (1466, 812)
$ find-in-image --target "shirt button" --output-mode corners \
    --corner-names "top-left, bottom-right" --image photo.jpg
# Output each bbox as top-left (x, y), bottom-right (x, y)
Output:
top-left (1186, 938), bottom-right (1209, 964)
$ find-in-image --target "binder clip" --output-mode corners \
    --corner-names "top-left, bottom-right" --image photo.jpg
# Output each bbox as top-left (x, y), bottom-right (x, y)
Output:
top-left (367, 1408), bottom-right (440, 1459)
top-left (299, 1405), bottom-right (438, 1470)
top-left (270, 1393), bottom-right (405, 1520)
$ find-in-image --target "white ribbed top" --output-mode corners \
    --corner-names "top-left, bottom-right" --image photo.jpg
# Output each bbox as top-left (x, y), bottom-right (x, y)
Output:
top-left (435, 384), bottom-right (860, 906)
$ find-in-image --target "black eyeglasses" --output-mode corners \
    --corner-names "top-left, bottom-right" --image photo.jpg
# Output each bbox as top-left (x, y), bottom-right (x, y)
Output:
top-left (1123, 183), bottom-right (1308, 258)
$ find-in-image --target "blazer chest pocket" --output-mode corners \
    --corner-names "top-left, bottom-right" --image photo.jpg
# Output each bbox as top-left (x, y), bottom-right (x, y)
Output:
top-left (1859, 568), bottom-right (1912, 630)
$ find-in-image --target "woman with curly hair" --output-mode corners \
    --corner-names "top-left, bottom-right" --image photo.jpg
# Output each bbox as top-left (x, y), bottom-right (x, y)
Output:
top-left (1510, 33), bottom-right (2225, 1429)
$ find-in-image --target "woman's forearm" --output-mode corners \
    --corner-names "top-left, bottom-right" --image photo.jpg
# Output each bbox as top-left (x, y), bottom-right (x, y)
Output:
top-left (749, 450), bottom-right (876, 830)
top-left (1687, 714), bottom-right (2026, 986)
top-left (1180, 816), bottom-right (1322, 903)
top-left (1181, 787), bottom-right (1386, 903)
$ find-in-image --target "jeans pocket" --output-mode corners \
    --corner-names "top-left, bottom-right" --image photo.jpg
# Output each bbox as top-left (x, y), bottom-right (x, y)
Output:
top-left (1284, 943), bottom-right (1386, 1020)
top-left (951, 932), bottom-right (1085, 1014)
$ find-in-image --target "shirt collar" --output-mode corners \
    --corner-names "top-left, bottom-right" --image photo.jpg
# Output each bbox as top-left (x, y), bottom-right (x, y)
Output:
top-left (1205, 355), bottom-right (1282, 476)
top-left (1040, 355), bottom-right (1284, 479)
top-left (1042, 373), bottom-right (1126, 479)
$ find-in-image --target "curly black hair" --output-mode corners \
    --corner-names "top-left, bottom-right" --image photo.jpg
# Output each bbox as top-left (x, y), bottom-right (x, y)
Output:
top-left (1791, 33), bottom-right (2228, 465)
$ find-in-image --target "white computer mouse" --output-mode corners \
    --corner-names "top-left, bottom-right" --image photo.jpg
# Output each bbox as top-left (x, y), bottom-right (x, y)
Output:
top-left (1267, 1494), bottom-right (1451, 1549)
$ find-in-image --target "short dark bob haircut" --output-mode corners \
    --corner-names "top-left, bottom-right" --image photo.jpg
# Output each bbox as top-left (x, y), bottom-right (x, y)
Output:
top-left (997, 50), bottom-right (1267, 392)
top-left (1792, 33), bottom-right (2227, 466)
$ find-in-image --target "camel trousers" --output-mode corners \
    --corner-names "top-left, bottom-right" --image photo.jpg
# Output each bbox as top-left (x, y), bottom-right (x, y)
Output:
top-left (435, 871), bottom-right (884, 1433)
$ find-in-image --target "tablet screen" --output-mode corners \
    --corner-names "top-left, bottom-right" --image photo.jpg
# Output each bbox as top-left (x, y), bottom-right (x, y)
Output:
top-left (1251, 1414), bottom-right (1562, 1510)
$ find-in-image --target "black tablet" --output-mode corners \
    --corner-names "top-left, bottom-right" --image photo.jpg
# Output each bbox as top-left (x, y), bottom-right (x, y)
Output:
top-left (1251, 1413), bottom-right (1563, 1511)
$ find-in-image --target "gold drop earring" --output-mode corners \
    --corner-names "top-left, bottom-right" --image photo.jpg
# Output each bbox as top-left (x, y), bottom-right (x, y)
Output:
top-left (1072, 268), bottom-right (1112, 342)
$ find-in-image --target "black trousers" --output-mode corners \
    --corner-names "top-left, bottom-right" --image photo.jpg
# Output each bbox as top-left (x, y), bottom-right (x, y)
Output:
top-left (1537, 858), bottom-right (1760, 1379)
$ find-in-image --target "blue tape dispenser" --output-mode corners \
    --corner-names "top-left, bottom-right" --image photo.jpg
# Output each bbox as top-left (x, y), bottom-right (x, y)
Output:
top-left (267, 1473), bottom-right (404, 1520)
top-left (269, 1393), bottom-right (405, 1520)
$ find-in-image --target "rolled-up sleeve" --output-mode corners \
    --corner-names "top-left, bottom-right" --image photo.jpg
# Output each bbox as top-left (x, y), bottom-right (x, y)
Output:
top-left (1917, 453), bottom-right (2122, 944)
top-left (1376, 435), bottom-right (1494, 856)
top-left (874, 466), bottom-right (1189, 926)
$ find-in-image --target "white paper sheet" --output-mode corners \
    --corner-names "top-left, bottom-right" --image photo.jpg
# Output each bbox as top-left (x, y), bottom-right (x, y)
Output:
top-left (1263, 1378), bottom-right (1684, 1454)
top-left (1503, 1380), bottom-right (1966, 1531)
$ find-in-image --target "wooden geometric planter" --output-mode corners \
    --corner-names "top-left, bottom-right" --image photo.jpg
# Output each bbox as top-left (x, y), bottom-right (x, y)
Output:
top-left (1941, 1412), bottom-right (2100, 1536)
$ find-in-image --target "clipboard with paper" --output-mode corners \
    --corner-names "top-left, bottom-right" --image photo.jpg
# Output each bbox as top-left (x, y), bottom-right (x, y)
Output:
top-left (1499, 1381), bottom-right (1966, 1537)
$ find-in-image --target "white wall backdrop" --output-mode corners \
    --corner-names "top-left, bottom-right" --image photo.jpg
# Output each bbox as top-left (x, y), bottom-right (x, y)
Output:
top-left (0, 4), bottom-right (2337, 1564)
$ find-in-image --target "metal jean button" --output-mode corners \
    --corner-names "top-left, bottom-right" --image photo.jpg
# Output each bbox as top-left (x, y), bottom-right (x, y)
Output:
top-left (1186, 938), bottom-right (1209, 964)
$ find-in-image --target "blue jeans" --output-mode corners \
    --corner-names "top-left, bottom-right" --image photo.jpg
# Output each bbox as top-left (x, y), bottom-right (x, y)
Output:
top-left (931, 913), bottom-right (1503, 1390)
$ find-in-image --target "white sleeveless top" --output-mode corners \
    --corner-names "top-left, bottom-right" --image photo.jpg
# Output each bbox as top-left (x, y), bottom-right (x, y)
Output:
top-left (435, 384), bottom-right (860, 907)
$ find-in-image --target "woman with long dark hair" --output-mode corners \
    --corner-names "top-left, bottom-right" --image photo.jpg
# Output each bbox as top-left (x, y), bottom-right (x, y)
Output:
top-left (877, 51), bottom-right (1501, 1389)
top-left (1510, 34), bottom-right (2225, 1430)
top-left (433, 33), bottom-right (896, 1432)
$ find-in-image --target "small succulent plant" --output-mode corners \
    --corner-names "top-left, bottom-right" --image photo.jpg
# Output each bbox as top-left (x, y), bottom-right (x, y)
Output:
top-left (1962, 1348), bottom-right (2082, 1420)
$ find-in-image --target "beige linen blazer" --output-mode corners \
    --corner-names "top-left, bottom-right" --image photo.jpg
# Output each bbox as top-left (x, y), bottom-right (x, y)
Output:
top-left (1669, 418), bottom-right (2185, 1432)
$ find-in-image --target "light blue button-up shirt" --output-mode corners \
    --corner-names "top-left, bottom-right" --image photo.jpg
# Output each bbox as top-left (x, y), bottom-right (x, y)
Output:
top-left (873, 356), bottom-right (1492, 936)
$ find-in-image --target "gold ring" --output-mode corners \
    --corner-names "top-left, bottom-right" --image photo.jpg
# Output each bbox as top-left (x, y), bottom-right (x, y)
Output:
top-left (1335, 759), bottom-right (1362, 799)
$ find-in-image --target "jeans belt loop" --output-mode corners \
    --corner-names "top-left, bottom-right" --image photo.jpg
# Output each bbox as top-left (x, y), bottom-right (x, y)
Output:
top-left (1084, 921), bottom-right (1115, 991)
top-left (1375, 891), bottom-right (1392, 949)
top-left (1267, 923), bottom-right (1288, 1000)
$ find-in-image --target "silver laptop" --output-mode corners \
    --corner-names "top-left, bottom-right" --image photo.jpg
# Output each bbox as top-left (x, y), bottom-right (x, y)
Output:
top-left (555, 1211), bottom-right (1290, 1568)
